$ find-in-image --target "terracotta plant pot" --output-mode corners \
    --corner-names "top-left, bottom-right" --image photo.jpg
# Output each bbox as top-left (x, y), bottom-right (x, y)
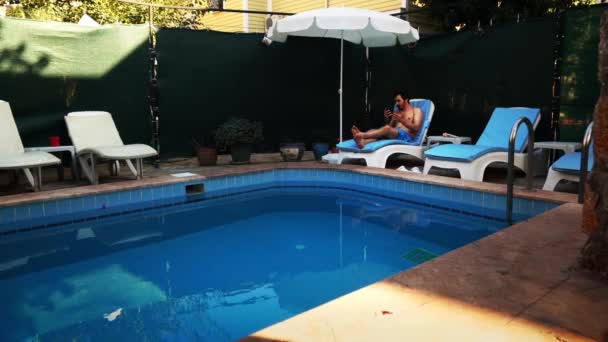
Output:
top-left (196, 147), bottom-right (217, 166)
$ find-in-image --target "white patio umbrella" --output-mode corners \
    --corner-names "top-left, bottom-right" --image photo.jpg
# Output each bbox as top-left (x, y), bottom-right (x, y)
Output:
top-left (268, 7), bottom-right (419, 141)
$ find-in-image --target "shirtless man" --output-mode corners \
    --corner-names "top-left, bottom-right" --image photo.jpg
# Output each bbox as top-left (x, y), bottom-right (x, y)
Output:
top-left (352, 92), bottom-right (423, 148)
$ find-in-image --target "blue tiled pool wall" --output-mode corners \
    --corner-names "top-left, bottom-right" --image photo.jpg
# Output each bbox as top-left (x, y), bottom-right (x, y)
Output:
top-left (0, 181), bottom-right (203, 233)
top-left (202, 169), bottom-right (558, 221)
top-left (0, 169), bottom-right (558, 234)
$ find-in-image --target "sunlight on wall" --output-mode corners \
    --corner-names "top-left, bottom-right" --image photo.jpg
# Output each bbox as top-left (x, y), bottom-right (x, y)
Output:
top-left (0, 17), bottom-right (148, 79)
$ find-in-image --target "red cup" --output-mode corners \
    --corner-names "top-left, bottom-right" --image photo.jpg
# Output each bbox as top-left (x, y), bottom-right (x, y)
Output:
top-left (49, 136), bottom-right (60, 147)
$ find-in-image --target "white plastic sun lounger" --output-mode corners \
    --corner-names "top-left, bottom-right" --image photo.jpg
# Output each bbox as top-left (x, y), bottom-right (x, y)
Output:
top-left (543, 144), bottom-right (594, 191)
top-left (323, 99), bottom-right (435, 168)
top-left (423, 107), bottom-right (540, 182)
top-left (0, 100), bottom-right (61, 191)
top-left (543, 121), bottom-right (594, 191)
top-left (65, 111), bottom-right (158, 185)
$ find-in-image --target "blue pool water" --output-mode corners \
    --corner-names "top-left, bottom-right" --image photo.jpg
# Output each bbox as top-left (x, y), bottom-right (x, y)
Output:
top-left (0, 188), bottom-right (504, 341)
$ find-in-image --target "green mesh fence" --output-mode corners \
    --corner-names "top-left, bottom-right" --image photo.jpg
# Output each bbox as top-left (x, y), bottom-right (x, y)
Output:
top-left (0, 17), bottom-right (150, 147)
top-left (560, 5), bottom-right (606, 141)
top-left (157, 19), bottom-right (555, 157)
top-left (155, 29), bottom-right (351, 156)
top-left (0, 10), bottom-right (594, 158)
top-left (368, 18), bottom-right (556, 142)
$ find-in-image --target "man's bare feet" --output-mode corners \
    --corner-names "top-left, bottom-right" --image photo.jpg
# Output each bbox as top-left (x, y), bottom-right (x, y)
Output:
top-left (351, 125), bottom-right (361, 138)
top-left (354, 132), bottom-right (365, 148)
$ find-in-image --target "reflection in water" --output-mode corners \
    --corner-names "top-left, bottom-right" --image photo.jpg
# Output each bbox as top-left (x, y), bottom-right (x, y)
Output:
top-left (18, 264), bottom-right (166, 335)
top-left (0, 189), bottom-right (504, 341)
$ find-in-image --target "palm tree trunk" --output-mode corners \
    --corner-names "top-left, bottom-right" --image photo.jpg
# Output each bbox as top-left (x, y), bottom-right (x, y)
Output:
top-left (580, 10), bottom-right (608, 277)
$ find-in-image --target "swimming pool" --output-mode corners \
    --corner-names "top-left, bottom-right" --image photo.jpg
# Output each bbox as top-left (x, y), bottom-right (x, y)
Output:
top-left (0, 169), bottom-right (560, 341)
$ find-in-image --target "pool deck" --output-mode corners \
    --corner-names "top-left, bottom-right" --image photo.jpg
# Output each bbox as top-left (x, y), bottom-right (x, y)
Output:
top-left (0, 157), bottom-right (606, 341)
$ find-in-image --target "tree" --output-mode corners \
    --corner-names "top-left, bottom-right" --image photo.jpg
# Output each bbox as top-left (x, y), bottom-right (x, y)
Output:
top-left (417, 0), bottom-right (596, 31)
top-left (6, 0), bottom-right (215, 28)
top-left (580, 9), bottom-right (608, 279)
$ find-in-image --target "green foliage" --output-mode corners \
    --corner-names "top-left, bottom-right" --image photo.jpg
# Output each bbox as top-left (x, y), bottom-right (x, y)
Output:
top-left (417, 0), bottom-right (596, 31)
top-left (214, 117), bottom-right (263, 151)
top-left (7, 0), bottom-right (213, 28)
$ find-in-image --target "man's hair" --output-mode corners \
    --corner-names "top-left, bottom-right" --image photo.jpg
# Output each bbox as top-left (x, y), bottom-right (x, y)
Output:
top-left (394, 90), bottom-right (409, 102)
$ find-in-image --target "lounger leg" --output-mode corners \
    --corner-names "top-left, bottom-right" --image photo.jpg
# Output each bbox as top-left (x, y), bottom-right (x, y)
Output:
top-left (70, 150), bottom-right (79, 181)
top-left (423, 163), bottom-right (432, 175)
top-left (23, 168), bottom-right (35, 189)
top-left (460, 166), bottom-right (484, 182)
top-left (109, 160), bottom-right (120, 177)
top-left (542, 169), bottom-right (563, 191)
top-left (365, 155), bottom-right (388, 168)
top-left (125, 160), bottom-right (138, 178)
top-left (90, 154), bottom-right (98, 185)
top-left (78, 154), bottom-right (98, 185)
top-left (136, 159), bottom-right (143, 179)
top-left (35, 167), bottom-right (42, 191)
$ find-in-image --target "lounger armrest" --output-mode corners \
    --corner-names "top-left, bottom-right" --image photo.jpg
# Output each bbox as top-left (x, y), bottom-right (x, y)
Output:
top-left (0, 151), bottom-right (61, 170)
top-left (80, 144), bottom-right (158, 160)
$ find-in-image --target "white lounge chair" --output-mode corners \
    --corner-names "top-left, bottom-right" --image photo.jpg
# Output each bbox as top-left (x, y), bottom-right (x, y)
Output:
top-left (65, 111), bottom-right (158, 185)
top-left (323, 99), bottom-right (435, 168)
top-left (423, 107), bottom-right (540, 182)
top-left (543, 144), bottom-right (593, 191)
top-left (0, 100), bottom-right (61, 191)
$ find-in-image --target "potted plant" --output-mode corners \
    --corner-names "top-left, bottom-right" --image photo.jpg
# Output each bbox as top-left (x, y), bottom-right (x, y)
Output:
top-left (192, 133), bottom-right (217, 166)
top-left (311, 129), bottom-right (331, 161)
top-left (215, 117), bottom-right (263, 164)
top-left (279, 136), bottom-right (306, 162)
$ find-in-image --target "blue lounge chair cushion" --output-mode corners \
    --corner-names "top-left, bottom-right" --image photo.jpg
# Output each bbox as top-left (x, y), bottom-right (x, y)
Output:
top-left (424, 144), bottom-right (504, 162)
top-left (409, 99), bottom-right (433, 146)
top-left (424, 107), bottom-right (540, 163)
top-left (552, 145), bottom-right (595, 174)
top-left (337, 138), bottom-right (410, 153)
top-left (337, 99), bottom-right (433, 153)
top-left (476, 107), bottom-right (540, 152)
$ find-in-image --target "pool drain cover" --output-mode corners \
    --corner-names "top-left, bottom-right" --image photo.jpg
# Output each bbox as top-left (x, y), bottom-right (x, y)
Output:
top-left (402, 248), bottom-right (438, 264)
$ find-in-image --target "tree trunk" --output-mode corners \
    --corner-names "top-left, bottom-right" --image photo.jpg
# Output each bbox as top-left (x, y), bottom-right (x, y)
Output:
top-left (580, 10), bottom-right (608, 278)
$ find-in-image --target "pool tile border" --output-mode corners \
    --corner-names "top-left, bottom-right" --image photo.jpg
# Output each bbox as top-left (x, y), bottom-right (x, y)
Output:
top-left (0, 162), bottom-right (576, 233)
top-left (0, 163), bottom-right (576, 208)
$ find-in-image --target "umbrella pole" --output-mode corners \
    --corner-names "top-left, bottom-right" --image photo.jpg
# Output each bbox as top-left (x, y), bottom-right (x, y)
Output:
top-left (339, 33), bottom-right (344, 142)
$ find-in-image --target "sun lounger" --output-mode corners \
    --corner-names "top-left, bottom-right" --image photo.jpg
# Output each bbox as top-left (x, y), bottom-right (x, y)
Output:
top-left (543, 143), bottom-right (594, 191)
top-left (423, 107), bottom-right (540, 181)
top-left (65, 111), bottom-right (158, 185)
top-left (323, 99), bottom-right (435, 168)
top-left (0, 100), bottom-right (61, 191)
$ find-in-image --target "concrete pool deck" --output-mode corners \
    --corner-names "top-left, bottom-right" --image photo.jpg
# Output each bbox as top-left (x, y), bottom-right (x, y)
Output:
top-left (0, 156), bottom-right (605, 341)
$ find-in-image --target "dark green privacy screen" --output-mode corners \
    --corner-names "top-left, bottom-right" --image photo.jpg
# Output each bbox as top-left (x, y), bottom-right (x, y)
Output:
top-left (156, 29), bottom-right (346, 157)
top-left (368, 18), bottom-right (556, 142)
top-left (0, 10), bottom-right (593, 158)
top-left (560, 5), bottom-right (605, 141)
top-left (0, 17), bottom-right (149, 147)
top-left (157, 19), bottom-right (555, 157)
